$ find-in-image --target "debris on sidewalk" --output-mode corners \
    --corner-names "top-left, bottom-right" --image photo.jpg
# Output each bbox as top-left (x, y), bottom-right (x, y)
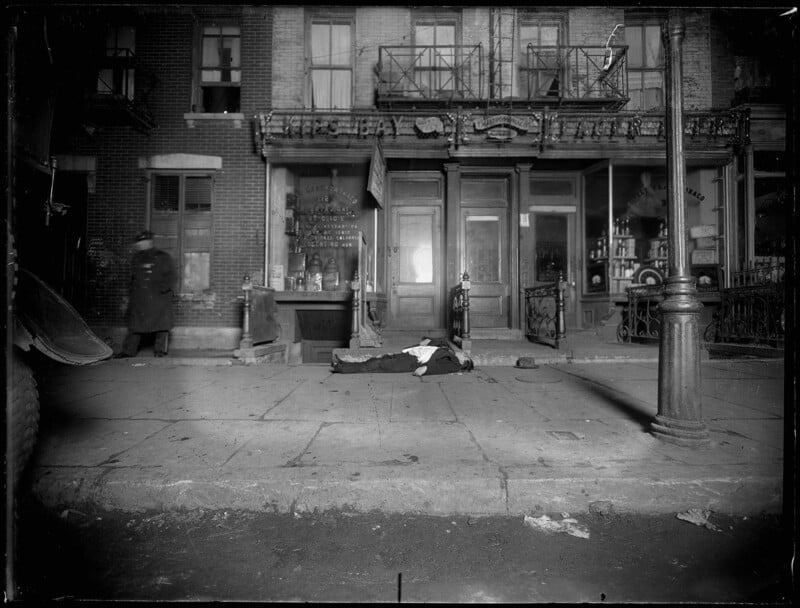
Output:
top-left (588, 500), bottom-right (615, 518)
top-left (515, 357), bottom-right (539, 369)
top-left (523, 513), bottom-right (590, 539)
top-left (676, 508), bottom-right (721, 531)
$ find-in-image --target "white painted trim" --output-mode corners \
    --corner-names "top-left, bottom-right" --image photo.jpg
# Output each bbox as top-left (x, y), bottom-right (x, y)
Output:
top-left (528, 204), bottom-right (577, 213)
top-left (138, 153), bottom-right (223, 170)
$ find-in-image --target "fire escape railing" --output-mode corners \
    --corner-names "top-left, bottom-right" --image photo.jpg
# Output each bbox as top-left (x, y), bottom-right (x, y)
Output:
top-left (525, 45), bottom-right (629, 108)
top-left (89, 47), bottom-right (157, 131)
top-left (377, 44), bottom-right (484, 104)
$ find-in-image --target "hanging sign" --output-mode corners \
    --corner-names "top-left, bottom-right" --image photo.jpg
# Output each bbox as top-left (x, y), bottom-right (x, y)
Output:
top-left (367, 138), bottom-right (386, 208)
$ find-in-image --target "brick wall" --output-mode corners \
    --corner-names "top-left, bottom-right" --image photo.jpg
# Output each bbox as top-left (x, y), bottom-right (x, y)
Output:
top-left (682, 10), bottom-right (713, 110)
top-left (709, 13), bottom-right (736, 108)
top-left (272, 6), bottom-right (305, 109)
top-left (63, 6), bottom-right (272, 330)
top-left (355, 7), bottom-right (410, 108)
top-left (569, 7), bottom-right (626, 46)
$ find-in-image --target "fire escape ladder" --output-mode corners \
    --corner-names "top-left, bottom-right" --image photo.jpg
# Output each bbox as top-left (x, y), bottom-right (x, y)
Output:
top-left (489, 7), bottom-right (516, 108)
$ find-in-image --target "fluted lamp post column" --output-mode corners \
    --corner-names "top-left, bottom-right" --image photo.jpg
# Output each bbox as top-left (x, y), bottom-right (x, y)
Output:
top-left (651, 10), bottom-right (710, 447)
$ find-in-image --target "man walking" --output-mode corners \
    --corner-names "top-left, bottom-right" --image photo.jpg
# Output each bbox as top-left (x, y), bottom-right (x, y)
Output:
top-left (117, 230), bottom-right (176, 358)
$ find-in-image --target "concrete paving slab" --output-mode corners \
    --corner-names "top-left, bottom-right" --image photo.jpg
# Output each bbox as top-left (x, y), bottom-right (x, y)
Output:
top-left (387, 382), bottom-right (457, 422)
top-left (103, 420), bottom-right (292, 470)
top-left (33, 419), bottom-right (171, 467)
top-left (299, 421), bottom-right (486, 466)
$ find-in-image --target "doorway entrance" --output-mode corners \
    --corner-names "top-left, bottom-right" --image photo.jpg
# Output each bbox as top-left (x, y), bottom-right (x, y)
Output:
top-left (525, 210), bottom-right (578, 329)
top-left (386, 173), bottom-right (445, 330)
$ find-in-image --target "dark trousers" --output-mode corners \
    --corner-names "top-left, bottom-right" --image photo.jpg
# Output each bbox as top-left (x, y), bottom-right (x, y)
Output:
top-left (332, 349), bottom-right (464, 375)
top-left (122, 331), bottom-right (170, 356)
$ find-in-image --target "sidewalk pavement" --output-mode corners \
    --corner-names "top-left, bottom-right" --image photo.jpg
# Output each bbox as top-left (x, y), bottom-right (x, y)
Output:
top-left (26, 348), bottom-right (785, 518)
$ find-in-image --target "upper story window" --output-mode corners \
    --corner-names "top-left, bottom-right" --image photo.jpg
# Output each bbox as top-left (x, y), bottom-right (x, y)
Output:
top-left (308, 19), bottom-right (353, 110)
top-left (625, 21), bottom-right (664, 111)
top-left (519, 20), bottom-right (562, 98)
top-left (413, 18), bottom-right (457, 94)
top-left (97, 26), bottom-right (136, 100)
top-left (193, 23), bottom-right (241, 114)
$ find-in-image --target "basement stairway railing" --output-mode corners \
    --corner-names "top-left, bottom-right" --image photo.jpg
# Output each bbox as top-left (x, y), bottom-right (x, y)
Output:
top-left (524, 273), bottom-right (567, 349)
top-left (449, 271), bottom-right (471, 353)
top-left (704, 261), bottom-right (785, 350)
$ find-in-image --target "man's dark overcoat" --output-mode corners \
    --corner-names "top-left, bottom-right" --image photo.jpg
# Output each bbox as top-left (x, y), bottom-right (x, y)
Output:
top-left (128, 247), bottom-right (176, 333)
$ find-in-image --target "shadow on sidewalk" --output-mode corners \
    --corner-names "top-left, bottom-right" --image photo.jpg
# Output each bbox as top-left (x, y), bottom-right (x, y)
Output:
top-left (558, 368), bottom-right (656, 431)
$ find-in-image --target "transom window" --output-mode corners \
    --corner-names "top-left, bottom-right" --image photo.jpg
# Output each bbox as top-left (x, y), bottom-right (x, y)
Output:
top-left (309, 19), bottom-right (353, 110)
top-left (625, 22), bottom-right (665, 111)
top-left (149, 173), bottom-right (214, 293)
top-left (195, 24), bottom-right (241, 113)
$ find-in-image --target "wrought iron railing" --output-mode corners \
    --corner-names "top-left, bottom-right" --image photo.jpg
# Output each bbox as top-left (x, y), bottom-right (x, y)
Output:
top-left (524, 274), bottom-right (566, 349)
top-left (525, 45), bottom-right (629, 108)
top-left (705, 262), bottom-right (785, 348)
top-left (449, 271), bottom-right (471, 352)
top-left (617, 284), bottom-right (663, 343)
top-left (377, 44), bottom-right (484, 103)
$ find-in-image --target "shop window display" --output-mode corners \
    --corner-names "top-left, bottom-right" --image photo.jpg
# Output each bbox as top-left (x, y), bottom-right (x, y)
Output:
top-left (584, 165), bottom-right (723, 295)
top-left (271, 166), bottom-right (384, 296)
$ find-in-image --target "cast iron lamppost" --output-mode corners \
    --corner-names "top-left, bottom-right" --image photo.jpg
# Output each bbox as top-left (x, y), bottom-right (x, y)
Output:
top-left (651, 10), bottom-right (710, 447)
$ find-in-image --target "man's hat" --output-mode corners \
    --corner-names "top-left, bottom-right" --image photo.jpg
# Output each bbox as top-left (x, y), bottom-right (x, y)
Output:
top-left (134, 230), bottom-right (154, 242)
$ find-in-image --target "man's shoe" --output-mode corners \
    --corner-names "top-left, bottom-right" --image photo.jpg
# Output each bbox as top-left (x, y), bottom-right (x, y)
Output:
top-left (154, 351), bottom-right (167, 358)
top-left (114, 352), bottom-right (133, 359)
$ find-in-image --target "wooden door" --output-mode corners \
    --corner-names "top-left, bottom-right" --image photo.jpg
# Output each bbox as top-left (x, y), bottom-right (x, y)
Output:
top-left (388, 204), bottom-right (444, 329)
top-left (461, 208), bottom-right (510, 328)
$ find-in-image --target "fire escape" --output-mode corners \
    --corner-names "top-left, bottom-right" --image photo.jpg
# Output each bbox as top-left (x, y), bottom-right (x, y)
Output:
top-left (84, 26), bottom-right (157, 132)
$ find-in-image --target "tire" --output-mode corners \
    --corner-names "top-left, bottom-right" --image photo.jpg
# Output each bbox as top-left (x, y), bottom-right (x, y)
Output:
top-left (11, 350), bottom-right (40, 487)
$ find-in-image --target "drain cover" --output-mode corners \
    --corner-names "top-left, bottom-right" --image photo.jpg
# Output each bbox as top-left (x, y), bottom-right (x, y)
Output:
top-left (547, 430), bottom-right (580, 441)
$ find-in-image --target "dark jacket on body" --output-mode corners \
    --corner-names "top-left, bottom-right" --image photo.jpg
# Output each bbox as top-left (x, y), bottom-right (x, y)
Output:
top-left (128, 247), bottom-right (176, 333)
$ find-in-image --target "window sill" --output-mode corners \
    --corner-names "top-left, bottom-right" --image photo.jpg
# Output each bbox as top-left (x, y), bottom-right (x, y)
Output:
top-left (184, 113), bottom-right (244, 129)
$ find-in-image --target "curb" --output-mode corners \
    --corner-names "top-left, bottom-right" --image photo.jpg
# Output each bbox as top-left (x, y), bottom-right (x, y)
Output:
top-left (31, 467), bottom-right (783, 517)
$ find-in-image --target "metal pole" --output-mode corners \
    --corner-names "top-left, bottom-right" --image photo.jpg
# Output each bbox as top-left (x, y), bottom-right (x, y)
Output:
top-left (651, 10), bottom-right (709, 447)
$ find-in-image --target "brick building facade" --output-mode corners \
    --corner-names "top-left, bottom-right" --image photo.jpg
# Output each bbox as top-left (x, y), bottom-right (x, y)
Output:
top-left (10, 5), bottom-right (789, 357)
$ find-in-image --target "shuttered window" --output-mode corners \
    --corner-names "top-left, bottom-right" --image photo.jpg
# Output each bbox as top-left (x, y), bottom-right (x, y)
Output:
top-left (149, 173), bottom-right (213, 293)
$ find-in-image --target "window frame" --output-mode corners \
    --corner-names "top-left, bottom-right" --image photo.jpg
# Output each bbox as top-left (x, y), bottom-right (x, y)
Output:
top-left (412, 12), bottom-right (461, 97)
top-left (191, 20), bottom-right (242, 114)
top-left (306, 15), bottom-right (355, 111)
top-left (624, 18), bottom-right (666, 112)
top-left (146, 171), bottom-right (216, 295)
top-left (518, 16), bottom-right (565, 99)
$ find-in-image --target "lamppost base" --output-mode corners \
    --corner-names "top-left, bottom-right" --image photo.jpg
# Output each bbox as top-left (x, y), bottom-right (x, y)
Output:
top-left (651, 414), bottom-right (710, 447)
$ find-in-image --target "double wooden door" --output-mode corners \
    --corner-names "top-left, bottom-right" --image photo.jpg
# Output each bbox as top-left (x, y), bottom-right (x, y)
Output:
top-left (386, 171), bottom-right (513, 332)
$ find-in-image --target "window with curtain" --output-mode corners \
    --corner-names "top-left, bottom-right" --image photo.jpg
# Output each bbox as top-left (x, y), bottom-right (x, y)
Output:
top-left (195, 24), bottom-right (241, 113)
top-left (413, 21), bottom-right (457, 96)
top-left (625, 22), bottom-right (664, 111)
top-left (309, 19), bottom-right (353, 110)
top-left (519, 21), bottom-right (562, 98)
top-left (149, 174), bottom-right (214, 293)
top-left (97, 26), bottom-right (136, 100)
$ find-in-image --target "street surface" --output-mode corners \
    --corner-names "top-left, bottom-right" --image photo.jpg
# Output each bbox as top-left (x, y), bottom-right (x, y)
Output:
top-left (13, 496), bottom-right (790, 603)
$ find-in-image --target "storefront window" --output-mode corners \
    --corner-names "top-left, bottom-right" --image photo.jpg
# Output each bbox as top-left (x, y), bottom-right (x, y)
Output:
top-left (752, 151), bottom-right (786, 263)
top-left (270, 165), bottom-right (384, 294)
top-left (583, 165), bottom-right (723, 295)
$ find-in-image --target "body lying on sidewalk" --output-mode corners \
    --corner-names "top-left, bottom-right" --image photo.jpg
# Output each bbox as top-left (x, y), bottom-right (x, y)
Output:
top-left (332, 338), bottom-right (473, 376)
